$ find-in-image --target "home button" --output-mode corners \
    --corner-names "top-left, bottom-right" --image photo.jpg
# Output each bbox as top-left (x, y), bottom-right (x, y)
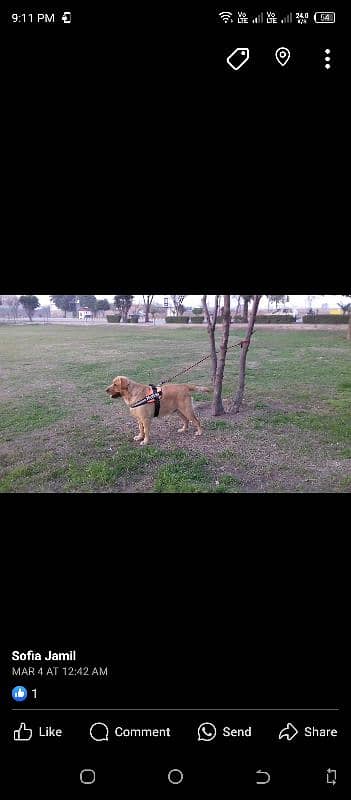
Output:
top-left (168, 768), bottom-right (184, 785)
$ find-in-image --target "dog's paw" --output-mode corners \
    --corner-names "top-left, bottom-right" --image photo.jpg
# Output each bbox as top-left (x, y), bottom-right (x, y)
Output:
top-left (177, 427), bottom-right (188, 433)
top-left (140, 440), bottom-right (149, 446)
top-left (195, 430), bottom-right (202, 436)
top-left (134, 435), bottom-right (144, 441)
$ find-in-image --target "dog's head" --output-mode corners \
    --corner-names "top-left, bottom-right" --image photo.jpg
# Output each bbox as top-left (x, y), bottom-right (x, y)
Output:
top-left (106, 376), bottom-right (129, 399)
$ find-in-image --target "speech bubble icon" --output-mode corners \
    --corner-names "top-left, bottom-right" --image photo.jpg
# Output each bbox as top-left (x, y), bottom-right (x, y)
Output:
top-left (197, 722), bottom-right (217, 742)
top-left (89, 722), bottom-right (109, 741)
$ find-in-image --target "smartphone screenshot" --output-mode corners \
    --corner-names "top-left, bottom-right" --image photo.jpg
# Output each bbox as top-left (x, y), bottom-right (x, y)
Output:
top-left (5, 3), bottom-right (343, 795)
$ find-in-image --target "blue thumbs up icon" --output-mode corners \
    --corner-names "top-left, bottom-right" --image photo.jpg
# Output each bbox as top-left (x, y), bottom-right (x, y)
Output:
top-left (12, 686), bottom-right (28, 702)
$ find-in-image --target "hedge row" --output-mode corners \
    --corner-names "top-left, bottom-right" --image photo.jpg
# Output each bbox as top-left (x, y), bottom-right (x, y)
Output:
top-left (255, 315), bottom-right (295, 323)
top-left (190, 316), bottom-right (204, 323)
top-left (166, 316), bottom-right (190, 323)
top-left (303, 315), bottom-right (350, 324)
top-left (107, 315), bottom-right (139, 323)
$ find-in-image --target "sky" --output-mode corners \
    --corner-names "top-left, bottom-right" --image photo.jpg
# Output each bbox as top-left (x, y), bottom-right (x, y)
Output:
top-left (36, 295), bottom-right (346, 310)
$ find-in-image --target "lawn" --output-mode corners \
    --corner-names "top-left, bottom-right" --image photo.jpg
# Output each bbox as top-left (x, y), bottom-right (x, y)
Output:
top-left (0, 324), bottom-right (350, 492)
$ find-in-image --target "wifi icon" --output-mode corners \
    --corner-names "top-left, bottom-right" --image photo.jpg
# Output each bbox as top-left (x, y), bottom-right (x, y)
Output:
top-left (219, 11), bottom-right (233, 24)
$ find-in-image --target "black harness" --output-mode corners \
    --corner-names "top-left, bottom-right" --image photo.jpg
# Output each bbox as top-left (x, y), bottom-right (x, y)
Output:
top-left (130, 384), bottom-right (162, 417)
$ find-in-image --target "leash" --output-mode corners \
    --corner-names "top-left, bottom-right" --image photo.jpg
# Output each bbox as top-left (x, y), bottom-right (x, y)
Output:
top-left (130, 333), bottom-right (256, 413)
top-left (158, 332), bottom-right (256, 385)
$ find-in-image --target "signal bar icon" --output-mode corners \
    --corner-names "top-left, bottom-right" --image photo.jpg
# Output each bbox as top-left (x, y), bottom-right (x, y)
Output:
top-left (281, 12), bottom-right (293, 24)
top-left (252, 12), bottom-right (264, 24)
top-left (218, 11), bottom-right (233, 24)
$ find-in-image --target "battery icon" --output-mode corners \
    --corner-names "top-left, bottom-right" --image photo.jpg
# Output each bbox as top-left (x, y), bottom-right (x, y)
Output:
top-left (314, 12), bottom-right (335, 23)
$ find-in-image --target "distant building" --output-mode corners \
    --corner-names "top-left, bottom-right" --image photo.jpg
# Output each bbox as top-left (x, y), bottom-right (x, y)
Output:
top-left (78, 307), bottom-right (93, 320)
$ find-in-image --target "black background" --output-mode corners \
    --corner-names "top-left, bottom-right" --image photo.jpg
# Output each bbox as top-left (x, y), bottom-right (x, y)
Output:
top-left (5, 2), bottom-right (343, 794)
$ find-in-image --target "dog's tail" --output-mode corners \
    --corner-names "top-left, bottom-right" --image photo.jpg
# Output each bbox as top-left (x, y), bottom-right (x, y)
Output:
top-left (187, 384), bottom-right (213, 393)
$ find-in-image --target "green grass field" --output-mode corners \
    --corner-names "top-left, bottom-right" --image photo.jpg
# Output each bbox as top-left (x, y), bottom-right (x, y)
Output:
top-left (0, 324), bottom-right (350, 492)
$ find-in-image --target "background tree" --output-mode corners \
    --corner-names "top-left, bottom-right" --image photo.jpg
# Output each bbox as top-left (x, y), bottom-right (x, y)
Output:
top-left (229, 295), bottom-right (262, 413)
top-left (320, 294), bottom-right (351, 339)
top-left (149, 303), bottom-right (164, 325)
top-left (268, 294), bottom-right (286, 312)
top-left (202, 294), bottom-right (220, 382)
top-left (114, 295), bottom-right (134, 322)
top-left (171, 295), bottom-right (187, 316)
top-left (231, 295), bottom-right (241, 318)
top-left (343, 294), bottom-right (351, 340)
top-left (19, 295), bottom-right (40, 322)
top-left (306, 295), bottom-right (315, 312)
top-left (1, 295), bottom-right (20, 322)
top-left (50, 295), bottom-right (77, 318)
top-left (95, 299), bottom-right (110, 317)
top-left (241, 295), bottom-right (254, 323)
top-left (337, 301), bottom-right (351, 315)
top-left (142, 295), bottom-right (154, 323)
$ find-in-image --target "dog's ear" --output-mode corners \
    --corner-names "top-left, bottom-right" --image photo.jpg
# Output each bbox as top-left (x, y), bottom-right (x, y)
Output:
top-left (119, 377), bottom-right (129, 391)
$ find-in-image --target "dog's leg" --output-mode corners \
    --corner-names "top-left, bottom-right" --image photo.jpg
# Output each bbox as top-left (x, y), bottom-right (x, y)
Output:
top-left (177, 411), bottom-right (189, 433)
top-left (140, 418), bottom-right (151, 446)
top-left (133, 419), bottom-right (144, 442)
top-left (184, 398), bottom-right (203, 436)
top-left (190, 411), bottom-right (202, 436)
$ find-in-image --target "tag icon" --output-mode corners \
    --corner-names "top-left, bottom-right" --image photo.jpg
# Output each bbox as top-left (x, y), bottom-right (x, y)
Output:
top-left (227, 48), bottom-right (250, 71)
top-left (275, 47), bottom-right (291, 66)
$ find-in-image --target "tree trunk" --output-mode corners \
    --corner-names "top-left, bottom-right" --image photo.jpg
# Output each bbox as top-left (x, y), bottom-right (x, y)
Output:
top-left (202, 294), bottom-right (220, 383)
top-left (348, 315), bottom-right (351, 341)
top-left (143, 295), bottom-right (153, 323)
top-left (64, 309), bottom-right (66, 318)
top-left (243, 298), bottom-right (249, 322)
top-left (229, 295), bottom-right (261, 414)
top-left (235, 297), bottom-right (241, 316)
top-left (212, 295), bottom-right (231, 416)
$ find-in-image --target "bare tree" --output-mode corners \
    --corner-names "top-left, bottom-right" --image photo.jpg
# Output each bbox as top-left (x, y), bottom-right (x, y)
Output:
top-left (229, 295), bottom-right (262, 413)
top-left (241, 295), bottom-right (254, 322)
top-left (344, 294), bottom-right (351, 340)
top-left (142, 295), bottom-right (154, 323)
top-left (231, 295), bottom-right (241, 318)
top-left (202, 294), bottom-right (220, 382)
top-left (337, 301), bottom-right (351, 316)
top-left (149, 303), bottom-right (165, 325)
top-left (114, 295), bottom-right (134, 322)
top-left (2, 295), bottom-right (20, 322)
top-left (212, 295), bottom-right (231, 415)
top-left (171, 295), bottom-right (187, 316)
top-left (269, 294), bottom-right (286, 312)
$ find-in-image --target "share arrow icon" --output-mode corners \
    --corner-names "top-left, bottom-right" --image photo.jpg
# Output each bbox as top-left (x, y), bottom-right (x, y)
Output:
top-left (278, 722), bottom-right (299, 741)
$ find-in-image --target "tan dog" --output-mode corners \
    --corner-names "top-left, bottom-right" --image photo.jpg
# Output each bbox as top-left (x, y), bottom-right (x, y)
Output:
top-left (106, 376), bottom-right (212, 445)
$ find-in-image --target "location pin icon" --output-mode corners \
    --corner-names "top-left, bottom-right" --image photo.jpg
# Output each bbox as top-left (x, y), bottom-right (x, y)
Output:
top-left (275, 47), bottom-right (291, 66)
